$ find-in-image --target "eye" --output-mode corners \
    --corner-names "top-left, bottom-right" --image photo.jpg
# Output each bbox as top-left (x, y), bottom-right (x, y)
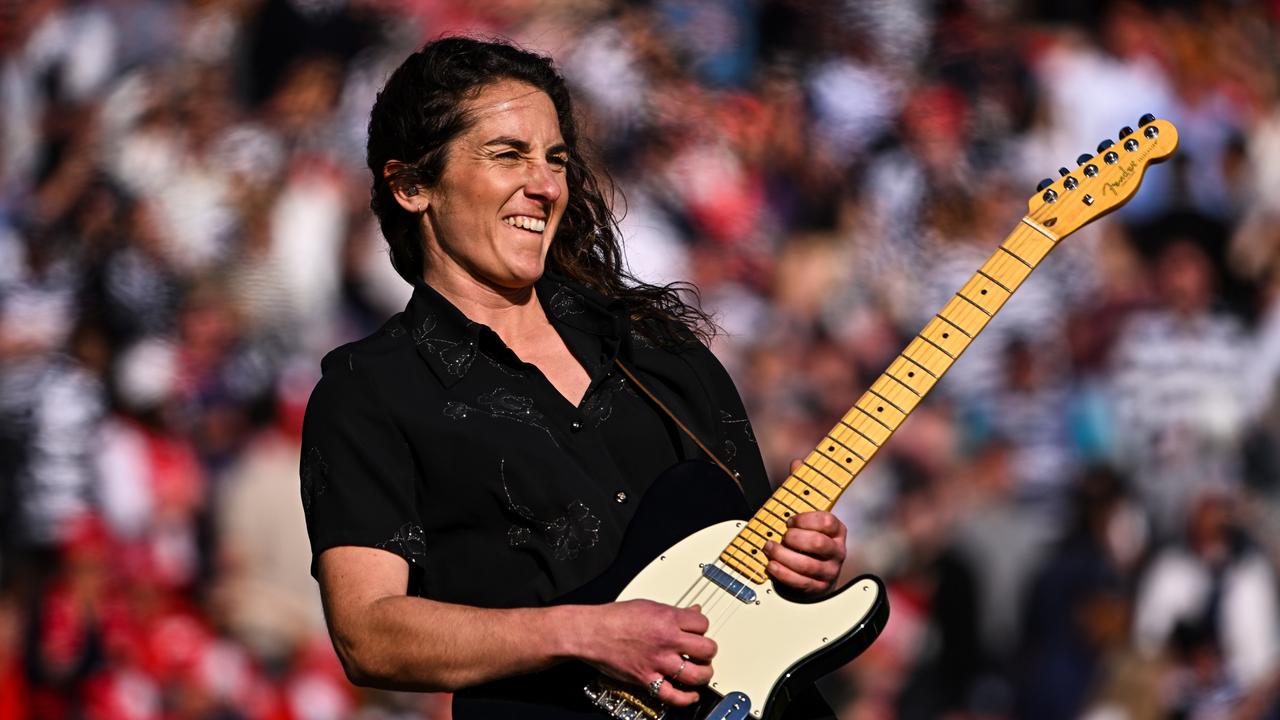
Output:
top-left (548, 153), bottom-right (570, 169)
top-left (495, 150), bottom-right (521, 161)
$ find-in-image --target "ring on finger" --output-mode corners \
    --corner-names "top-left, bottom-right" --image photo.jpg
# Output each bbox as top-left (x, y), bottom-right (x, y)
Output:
top-left (647, 676), bottom-right (665, 698)
top-left (672, 655), bottom-right (688, 683)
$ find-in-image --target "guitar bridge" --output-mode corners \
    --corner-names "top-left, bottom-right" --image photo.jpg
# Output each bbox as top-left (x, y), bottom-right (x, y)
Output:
top-left (584, 677), bottom-right (667, 720)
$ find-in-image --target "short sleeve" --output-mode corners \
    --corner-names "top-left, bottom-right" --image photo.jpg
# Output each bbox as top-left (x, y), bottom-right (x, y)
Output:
top-left (300, 350), bottom-right (423, 586)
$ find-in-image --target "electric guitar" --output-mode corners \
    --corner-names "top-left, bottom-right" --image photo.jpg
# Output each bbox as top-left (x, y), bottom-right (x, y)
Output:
top-left (459, 116), bottom-right (1179, 720)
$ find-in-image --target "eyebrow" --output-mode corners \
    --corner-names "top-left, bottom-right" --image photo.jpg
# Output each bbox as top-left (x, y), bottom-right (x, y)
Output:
top-left (483, 137), bottom-right (571, 156)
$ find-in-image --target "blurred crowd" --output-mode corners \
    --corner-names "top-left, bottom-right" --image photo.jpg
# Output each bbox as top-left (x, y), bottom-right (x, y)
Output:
top-left (3, 0), bottom-right (1280, 718)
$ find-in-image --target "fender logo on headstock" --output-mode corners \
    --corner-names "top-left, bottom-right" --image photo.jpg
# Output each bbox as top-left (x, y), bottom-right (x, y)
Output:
top-left (1103, 159), bottom-right (1139, 197)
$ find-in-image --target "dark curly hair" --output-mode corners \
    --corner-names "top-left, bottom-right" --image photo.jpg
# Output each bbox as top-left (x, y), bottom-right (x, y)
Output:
top-left (366, 36), bottom-right (712, 343)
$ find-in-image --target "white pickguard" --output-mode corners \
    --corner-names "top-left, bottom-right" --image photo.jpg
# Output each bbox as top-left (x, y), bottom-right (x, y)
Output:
top-left (616, 520), bottom-right (883, 719)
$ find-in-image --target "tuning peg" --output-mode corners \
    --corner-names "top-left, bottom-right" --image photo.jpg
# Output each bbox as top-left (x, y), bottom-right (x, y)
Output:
top-left (1097, 139), bottom-right (1114, 153)
top-left (1036, 178), bottom-right (1055, 191)
top-left (1139, 113), bottom-right (1156, 127)
top-left (1118, 126), bottom-right (1134, 139)
top-left (1059, 167), bottom-right (1071, 177)
top-left (1077, 153), bottom-right (1093, 165)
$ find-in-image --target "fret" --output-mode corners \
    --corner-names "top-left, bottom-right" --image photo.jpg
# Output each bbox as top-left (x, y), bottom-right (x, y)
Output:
top-left (799, 457), bottom-right (848, 491)
top-left (938, 296), bottom-right (990, 337)
top-left (742, 525), bottom-right (771, 546)
top-left (731, 537), bottom-right (764, 558)
top-left (977, 269), bottom-right (1012, 294)
top-left (920, 317), bottom-right (971, 358)
top-left (1004, 227), bottom-right (1056, 265)
top-left (841, 410), bottom-right (892, 444)
top-left (751, 513), bottom-right (787, 537)
top-left (759, 504), bottom-right (789, 527)
top-left (981, 248), bottom-right (1033, 289)
top-left (777, 487), bottom-right (819, 513)
top-left (820, 434), bottom-right (867, 463)
top-left (886, 356), bottom-right (937, 395)
top-left (957, 291), bottom-right (994, 317)
top-left (748, 517), bottom-right (782, 541)
top-left (855, 397), bottom-right (896, 430)
top-left (808, 445), bottom-right (860, 479)
top-left (786, 475), bottom-right (832, 504)
top-left (766, 497), bottom-right (802, 521)
top-left (836, 418), bottom-right (883, 450)
top-left (936, 311), bottom-right (973, 339)
top-left (999, 245), bottom-right (1033, 269)
top-left (797, 460), bottom-right (843, 491)
top-left (903, 337), bottom-right (951, 376)
top-left (871, 375), bottom-right (921, 414)
top-left (959, 273), bottom-right (1012, 314)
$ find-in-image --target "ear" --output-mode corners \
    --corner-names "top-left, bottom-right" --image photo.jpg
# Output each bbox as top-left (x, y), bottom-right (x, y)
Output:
top-left (384, 161), bottom-right (427, 213)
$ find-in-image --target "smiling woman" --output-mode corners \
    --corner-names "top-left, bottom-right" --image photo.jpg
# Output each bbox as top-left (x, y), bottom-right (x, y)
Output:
top-left (300, 36), bottom-right (847, 720)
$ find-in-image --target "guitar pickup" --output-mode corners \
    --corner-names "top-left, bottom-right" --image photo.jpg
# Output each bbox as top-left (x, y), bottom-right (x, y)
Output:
top-left (703, 564), bottom-right (758, 604)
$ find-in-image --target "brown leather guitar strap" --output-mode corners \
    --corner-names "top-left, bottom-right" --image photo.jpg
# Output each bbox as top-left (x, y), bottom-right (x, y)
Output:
top-left (612, 358), bottom-right (745, 497)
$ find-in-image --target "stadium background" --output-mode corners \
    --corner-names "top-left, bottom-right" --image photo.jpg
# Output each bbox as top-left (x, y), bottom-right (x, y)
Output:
top-left (2, 0), bottom-right (1280, 717)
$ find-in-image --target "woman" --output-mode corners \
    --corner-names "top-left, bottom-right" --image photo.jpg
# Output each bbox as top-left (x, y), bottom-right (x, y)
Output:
top-left (301, 36), bottom-right (847, 719)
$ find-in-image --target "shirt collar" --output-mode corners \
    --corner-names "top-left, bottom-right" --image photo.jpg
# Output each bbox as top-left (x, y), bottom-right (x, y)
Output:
top-left (401, 272), bottom-right (630, 387)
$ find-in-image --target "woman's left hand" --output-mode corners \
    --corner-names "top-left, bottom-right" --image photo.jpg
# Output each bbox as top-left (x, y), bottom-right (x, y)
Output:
top-left (764, 510), bottom-right (847, 596)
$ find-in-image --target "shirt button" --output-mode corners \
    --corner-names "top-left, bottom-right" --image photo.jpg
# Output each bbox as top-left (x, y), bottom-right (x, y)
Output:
top-left (615, 491), bottom-right (628, 504)
top-left (570, 420), bottom-right (583, 432)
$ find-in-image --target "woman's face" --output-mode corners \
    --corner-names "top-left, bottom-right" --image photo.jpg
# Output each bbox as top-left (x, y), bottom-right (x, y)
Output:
top-left (420, 79), bottom-right (570, 291)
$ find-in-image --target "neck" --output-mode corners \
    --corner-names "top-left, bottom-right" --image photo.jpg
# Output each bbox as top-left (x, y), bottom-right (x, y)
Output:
top-left (423, 263), bottom-right (544, 339)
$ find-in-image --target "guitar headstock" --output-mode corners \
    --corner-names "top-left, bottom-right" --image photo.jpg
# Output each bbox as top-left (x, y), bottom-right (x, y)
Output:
top-left (1027, 114), bottom-right (1178, 237)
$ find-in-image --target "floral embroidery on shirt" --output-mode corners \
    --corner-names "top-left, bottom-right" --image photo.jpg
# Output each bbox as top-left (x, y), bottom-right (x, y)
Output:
top-left (413, 314), bottom-right (477, 376)
top-left (581, 372), bottom-right (632, 427)
top-left (500, 459), bottom-right (601, 560)
top-left (376, 522), bottom-right (428, 566)
top-left (548, 287), bottom-right (586, 318)
top-left (442, 389), bottom-right (559, 446)
top-left (720, 410), bottom-right (757, 444)
top-left (300, 446), bottom-right (328, 515)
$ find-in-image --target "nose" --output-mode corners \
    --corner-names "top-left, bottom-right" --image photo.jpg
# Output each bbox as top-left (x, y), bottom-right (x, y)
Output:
top-left (523, 160), bottom-right (563, 205)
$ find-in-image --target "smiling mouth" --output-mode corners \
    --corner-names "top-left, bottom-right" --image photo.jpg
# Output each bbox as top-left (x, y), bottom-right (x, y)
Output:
top-left (503, 215), bottom-right (547, 233)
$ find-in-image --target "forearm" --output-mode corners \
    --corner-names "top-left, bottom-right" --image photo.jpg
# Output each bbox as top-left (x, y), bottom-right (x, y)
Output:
top-left (327, 593), bottom-right (586, 691)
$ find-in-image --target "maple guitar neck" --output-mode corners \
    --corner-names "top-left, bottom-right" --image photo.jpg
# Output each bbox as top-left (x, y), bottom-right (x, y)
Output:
top-left (719, 118), bottom-right (1181, 584)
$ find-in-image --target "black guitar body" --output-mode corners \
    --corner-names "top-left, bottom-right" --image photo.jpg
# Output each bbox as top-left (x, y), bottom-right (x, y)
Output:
top-left (453, 460), bottom-right (889, 720)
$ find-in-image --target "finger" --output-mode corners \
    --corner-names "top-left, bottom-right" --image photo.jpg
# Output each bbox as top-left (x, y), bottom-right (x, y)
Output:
top-left (655, 675), bottom-right (701, 707)
top-left (789, 458), bottom-right (803, 474)
top-left (766, 556), bottom-right (831, 594)
top-left (766, 541), bottom-right (839, 585)
top-left (789, 511), bottom-right (843, 537)
top-left (780, 527), bottom-right (844, 561)
top-left (672, 658), bottom-right (714, 687)
top-left (676, 605), bottom-right (709, 634)
top-left (677, 633), bottom-right (717, 663)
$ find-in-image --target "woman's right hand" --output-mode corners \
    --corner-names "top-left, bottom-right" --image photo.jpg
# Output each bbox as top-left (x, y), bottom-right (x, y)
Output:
top-left (572, 599), bottom-right (717, 707)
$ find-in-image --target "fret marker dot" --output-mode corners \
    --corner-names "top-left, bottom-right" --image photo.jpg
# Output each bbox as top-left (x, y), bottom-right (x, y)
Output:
top-left (908, 371), bottom-right (915, 377)
top-left (877, 406), bottom-right (884, 412)
top-left (942, 333), bottom-right (949, 339)
top-left (751, 549), bottom-right (757, 554)
top-left (981, 289), bottom-right (988, 295)
top-left (767, 531), bottom-right (773, 537)
top-left (846, 457), bottom-right (853, 463)
top-left (803, 489), bottom-right (810, 495)
top-left (828, 445), bottom-right (834, 452)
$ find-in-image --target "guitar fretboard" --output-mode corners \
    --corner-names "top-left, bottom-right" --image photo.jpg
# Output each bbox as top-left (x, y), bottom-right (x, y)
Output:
top-left (719, 218), bottom-right (1061, 583)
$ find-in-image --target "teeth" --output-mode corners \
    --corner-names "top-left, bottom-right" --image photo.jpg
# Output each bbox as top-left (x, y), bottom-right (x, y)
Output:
top-left (504, 216), bottom-right (546, 233)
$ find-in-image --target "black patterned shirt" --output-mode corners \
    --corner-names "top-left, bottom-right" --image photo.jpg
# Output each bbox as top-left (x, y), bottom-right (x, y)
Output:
top-left (299, 274), bottom-right (770, 608)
